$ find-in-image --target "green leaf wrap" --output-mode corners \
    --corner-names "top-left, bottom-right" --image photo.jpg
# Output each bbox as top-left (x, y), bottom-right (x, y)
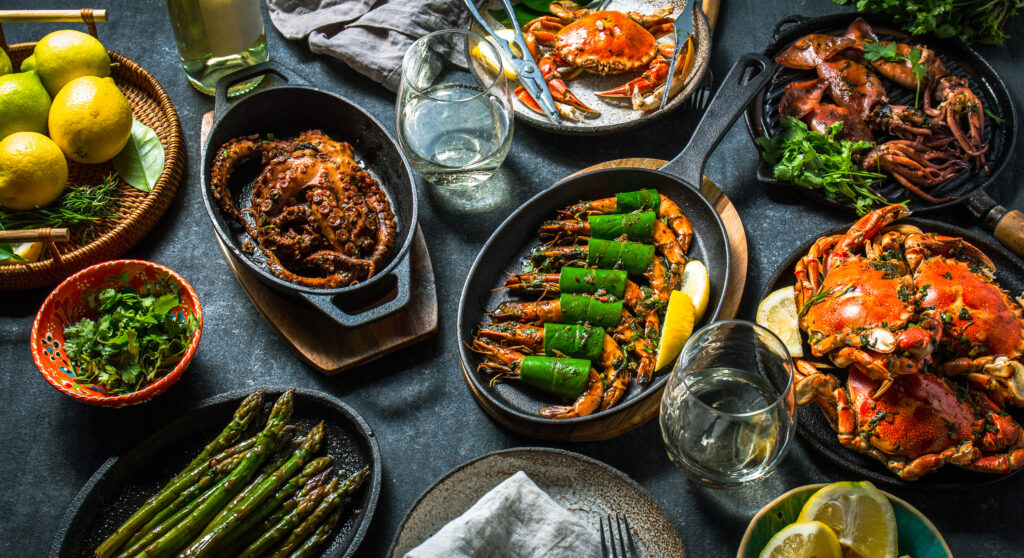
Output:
top-left (558, 267), bottom-right (627, 299)
top-left (586, 238), bottom-right (655, 275)
top-left (559, 293), bottom-right (622, 328)
top-left (588, 211), bottom-right (656, 241)
top-left (519, 356), bottom-right (590, 399)
top-left (543, 323), bottom-right (605, 362)
top-left (615, 189), bottom-right (660, 213)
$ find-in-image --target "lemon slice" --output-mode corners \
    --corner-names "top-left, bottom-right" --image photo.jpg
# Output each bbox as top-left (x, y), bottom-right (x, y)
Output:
top-left (0, 241), bottom-right (43, 265)
top-left (756, 285), bottom-right (804, 358)
top-left (655, 290), bottom-right (695, 371)
top-left (679, 260), bottom-right (710, 322)
top-left (797, 481), bottom-right (898, 558)
top-left (759, 521), bottom-right (843, 558)
top-left (471, 29), bottom-right (520, 80)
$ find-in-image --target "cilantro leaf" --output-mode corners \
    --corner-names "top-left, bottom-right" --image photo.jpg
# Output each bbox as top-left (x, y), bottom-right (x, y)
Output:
top-left (62, 275), bottom-right (198, 395)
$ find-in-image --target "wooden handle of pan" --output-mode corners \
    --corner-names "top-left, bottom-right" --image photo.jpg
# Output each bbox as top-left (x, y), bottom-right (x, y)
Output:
top-left (0, 228), bottom-right (70, 243)
top-left (993, 210), bottom-right (1024, 259)
top-left (702, 0), bottom-right (721, 31)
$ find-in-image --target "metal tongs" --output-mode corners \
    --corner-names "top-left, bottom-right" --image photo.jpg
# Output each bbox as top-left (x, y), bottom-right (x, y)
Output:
top-left (463, 0), bottom-right (562, 124)
top-left (660, 0), bottom-right (700, 110)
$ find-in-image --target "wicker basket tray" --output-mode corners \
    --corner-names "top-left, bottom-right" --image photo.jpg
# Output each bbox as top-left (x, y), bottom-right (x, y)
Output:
top-left (0, 11), bottom-right (184, 290)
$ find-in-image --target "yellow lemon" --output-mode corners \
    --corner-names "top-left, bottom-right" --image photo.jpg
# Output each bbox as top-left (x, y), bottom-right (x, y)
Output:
top-left (679, 260), bottom-right (710, 322)
top-left (655, 290), bottom-right (696, 371)
top-left (758, 521), bottom-right (842, 558)
top-left (32, 29), bottom-right (111, 96)
top-left (797, 481), bottom-right (898, 558)
top-left (20, 54), bottom-right (36, 72)
top-left (0, 132), bottom-right (68, 210)
top-left (0, 49), bottom-right (12, 76)
top-left (49, 76), bottom-right (133, 164)
top-left (756, 285), bottom-right (804, 358)
top-left (0, 242), bottom-right (44, 265)
top-left (0, 70), bottom-right (51, 140)
top-left (471, 29), bottom-right (520, 80)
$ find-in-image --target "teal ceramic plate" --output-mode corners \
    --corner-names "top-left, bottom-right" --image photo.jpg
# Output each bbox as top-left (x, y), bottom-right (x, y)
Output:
top-left (737, 484), bottom-right (951, 558)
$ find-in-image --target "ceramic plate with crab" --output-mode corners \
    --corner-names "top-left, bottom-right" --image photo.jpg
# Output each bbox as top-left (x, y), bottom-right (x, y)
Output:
top-left (473, 0), bottom-right (712, 135)
top-left (762, 206), bottom-right (1024, 489)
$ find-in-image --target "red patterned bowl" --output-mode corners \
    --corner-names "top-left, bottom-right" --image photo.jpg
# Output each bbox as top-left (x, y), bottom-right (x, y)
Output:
top-left (31, 260), bottom-right (203, 407)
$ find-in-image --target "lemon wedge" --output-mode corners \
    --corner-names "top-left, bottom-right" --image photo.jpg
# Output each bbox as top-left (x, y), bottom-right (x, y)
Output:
top-left (759, 521), bottom-right (843, 558)
top-left (797, 481), bottom-right (898, 558)
top-left (655, 290), bottom-right (695, 371)
top-left (0, 241), bottom-right (43, 265)
top-left (756, 285), bottom-right (804, 358)
top-left (471, 29), bottom-right (520, 80)
top-left (679, 260), bottom-right (710, 322)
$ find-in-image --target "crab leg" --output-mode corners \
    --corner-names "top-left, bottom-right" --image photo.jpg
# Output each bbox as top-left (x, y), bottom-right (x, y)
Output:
top-left (515, 54), bottom-right (599, 115)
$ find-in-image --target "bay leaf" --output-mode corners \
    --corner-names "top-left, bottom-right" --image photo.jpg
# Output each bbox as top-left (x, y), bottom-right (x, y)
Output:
top-left (112, 119), bottom-right (165, 193)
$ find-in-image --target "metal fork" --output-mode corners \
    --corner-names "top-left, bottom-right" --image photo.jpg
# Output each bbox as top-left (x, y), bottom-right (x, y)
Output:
top-left (600, 514), bottom-right (640, 558)
top-left (684, 69), bottom-right (714, 110)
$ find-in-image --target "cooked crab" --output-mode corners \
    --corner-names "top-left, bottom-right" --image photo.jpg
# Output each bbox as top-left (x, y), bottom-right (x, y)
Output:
top-left (795, 361), bottom-right (1024, 480)
top-left (794, 205), bottom-right (942, 397)
top-left (517, 1), bottom-right (694, 117)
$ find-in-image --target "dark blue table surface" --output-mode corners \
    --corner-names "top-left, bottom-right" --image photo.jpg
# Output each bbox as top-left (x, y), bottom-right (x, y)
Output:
top-left (2, 1), bottom-right (1024, 556)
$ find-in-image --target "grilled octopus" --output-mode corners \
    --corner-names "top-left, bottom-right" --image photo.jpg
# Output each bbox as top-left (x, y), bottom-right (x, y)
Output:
top-left (211, 130), bottom-right (396, 289)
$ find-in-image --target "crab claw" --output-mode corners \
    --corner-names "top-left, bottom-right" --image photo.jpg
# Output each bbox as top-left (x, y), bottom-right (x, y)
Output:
top-left (514, 82), bottom-right (597, 118)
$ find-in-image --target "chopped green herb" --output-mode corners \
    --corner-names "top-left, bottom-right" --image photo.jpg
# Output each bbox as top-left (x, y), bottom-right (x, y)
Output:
top-left (833, 0), bottom-right (1024, 45)
top-left (756, 117), bottom-right (890, 215)
top-left (62, 274), bottom-right (199, 395)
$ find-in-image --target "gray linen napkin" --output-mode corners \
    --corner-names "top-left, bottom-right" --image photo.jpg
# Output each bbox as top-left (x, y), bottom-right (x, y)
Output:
top-left (404, 470), bottom-right (601, 558)
top-left (267, 0), bottom-right (471, 91)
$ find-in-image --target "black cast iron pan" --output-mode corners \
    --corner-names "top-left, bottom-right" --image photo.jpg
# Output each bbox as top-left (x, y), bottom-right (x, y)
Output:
top-left (745, 14), bottom-right (1024, 259)
top-left (762, 218), bottom-right (1024, 490)
top-left (50, 387), bottom-right (382, 557)
top-left (457, 54), bottom-right (774, 429)
top-left (201, 62), bottom-right (418, 328)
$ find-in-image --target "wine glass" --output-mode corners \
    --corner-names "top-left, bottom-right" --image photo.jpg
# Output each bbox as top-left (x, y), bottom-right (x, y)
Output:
top-left (659, 320), bottom-right (796, 486)
top-left (396, 29), bottom-right (514, 188)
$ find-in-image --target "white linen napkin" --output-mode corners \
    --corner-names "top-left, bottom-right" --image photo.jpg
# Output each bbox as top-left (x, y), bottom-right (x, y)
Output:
top-left (404, 470), bottom-right (601, 558)
top-left (266, 0), bottom-right (471, 91)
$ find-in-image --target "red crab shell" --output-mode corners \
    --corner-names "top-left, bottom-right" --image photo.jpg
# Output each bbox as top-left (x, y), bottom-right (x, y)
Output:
top-left (917, 257), bottom-right (1024, 359)
top-left (849, 367), bottom-right (975, 459)
top-left (802, 258), bottom-right (915, 344)
top-left (554, 11), bottom-right (658, 75)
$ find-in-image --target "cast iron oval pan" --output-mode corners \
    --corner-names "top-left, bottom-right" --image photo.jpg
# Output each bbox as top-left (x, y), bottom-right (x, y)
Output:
top-left (50, 388), bottom-right (382, 557)
top-left (744, 13), bottom-right (1019, 222)
top-left (457, 54), bottom-right (773, 427)
top-left (762, 219), bottom-right (1024, 490)
top-left (200, 62), bottom-right (419, 328)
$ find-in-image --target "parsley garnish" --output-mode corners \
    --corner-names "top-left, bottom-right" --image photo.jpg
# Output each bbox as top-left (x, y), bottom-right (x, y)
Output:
top-left (62, 274), bottom-right (199, 395)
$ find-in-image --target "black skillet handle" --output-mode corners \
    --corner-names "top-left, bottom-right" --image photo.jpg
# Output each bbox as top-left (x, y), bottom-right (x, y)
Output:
top-left (299, 255), bottom-right (412, 328)
top-left (772, 15), bottom-right (809, 42)
top-left (213, 61), bottom-right (307, 120)
top-left (660, 53), bottom-right (776, 190)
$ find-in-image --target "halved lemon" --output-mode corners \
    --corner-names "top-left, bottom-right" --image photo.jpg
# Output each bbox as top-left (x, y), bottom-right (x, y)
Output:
top-left (797, 481), bottom-right (898, 558)
top-left (758, 521), bottom-right (843, 558)
top-left (655, 290), bottom-right (695, 371)
top-left (679, 260), bottom-right (709, 322)
top-left (756, 285), bottom-right (803, 358)
top-left (471, 29), bottom-right (520, 80)
top-left (0, 241), bottom-right (43, 265)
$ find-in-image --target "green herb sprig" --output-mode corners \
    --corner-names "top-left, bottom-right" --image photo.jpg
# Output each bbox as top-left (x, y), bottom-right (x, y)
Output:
top-left (862, 41), bottom-right (927, 109)
top-left (0, 174), bottom-right (120, 261)
top-left (756, 117), bottom-right (890, 215)
top-left (62, 273), bottom-right (199, 395)
top-left (833, 0), bottom-right (1024, 45)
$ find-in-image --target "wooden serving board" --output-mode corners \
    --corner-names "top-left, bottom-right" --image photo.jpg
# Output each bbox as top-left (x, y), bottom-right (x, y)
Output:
top-left (463, 158), bottom-right (747, 442)
top-left (202, 112), bottom-right (438, 375)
